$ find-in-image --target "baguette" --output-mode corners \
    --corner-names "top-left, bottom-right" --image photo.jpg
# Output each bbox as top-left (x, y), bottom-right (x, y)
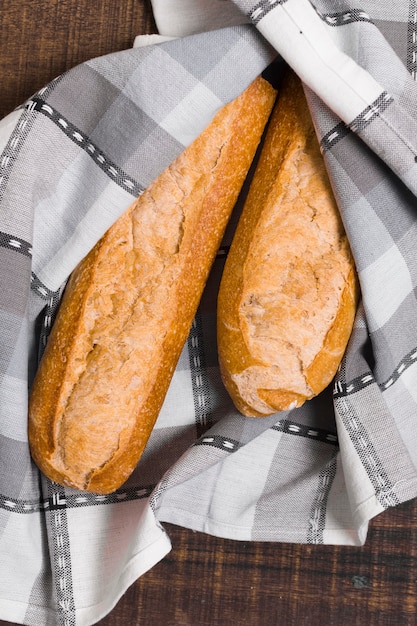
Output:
top-left (28, 75), bottom-right (277, 493)
top-left (217, 71), bottom-right (359, 417)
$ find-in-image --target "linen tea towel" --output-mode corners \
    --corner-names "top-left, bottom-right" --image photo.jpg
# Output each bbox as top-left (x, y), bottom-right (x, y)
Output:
top-left (1, 0), bottom-right (417, 624)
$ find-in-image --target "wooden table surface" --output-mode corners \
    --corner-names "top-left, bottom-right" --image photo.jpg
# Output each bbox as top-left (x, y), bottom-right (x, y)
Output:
top-left (1, 2), bottom-right (417, 625)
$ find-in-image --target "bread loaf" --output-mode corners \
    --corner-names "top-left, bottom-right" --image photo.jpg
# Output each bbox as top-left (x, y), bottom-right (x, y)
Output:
top-left (217, 71), bottom-right (359, 417)
top-left (28, 75), bottom-right (277, 493)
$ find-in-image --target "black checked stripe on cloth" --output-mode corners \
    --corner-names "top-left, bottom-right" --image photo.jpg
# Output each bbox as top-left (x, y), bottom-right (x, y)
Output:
top-left (316, 8), bottom-right (373, 27)
top-left (27, 275), bottom-right (63, 355)
top-left (0, 420), bottom-right (340, 517)
top-left (0, 80), bottom-right (62, 202)
top-left (272, 419), bottom-right (338, 445)
top-left (187, 312), bottom-right (214, 437)
top-left (0, 485), bottom-right (155, 515)
top-left (24, 96), bottom-right (145, 198)
top-left (333, 396), bottom-right (402, 509)
top-left (0, 111), bottom-right (35, 200)
top-left (195, 418), bottom-right (339, 451)
top-left (307, 449), bottom-right (338, 544)
top-left (247, 4), bottom-right (373, 27)
top-left (0, 231), bottom-right (32, 256)
top-left (30, 273), bottom-right (56, 299)
top-left (0, 234), bottom-right (63, 353)
top-left (408, 0), bottom-right (417, 78)
top-left (320, 92), bottom-right (394, 152)
top-left (46, 484), bottom-right (76, 625)
top-left (349, 92), bottom-right (394, 132)
top-left (334, 345), bottom-right (417, 398)
top-left (334, 346), bottom-right (417, 508)
top-left (248, 0), bottom-right (289, 24)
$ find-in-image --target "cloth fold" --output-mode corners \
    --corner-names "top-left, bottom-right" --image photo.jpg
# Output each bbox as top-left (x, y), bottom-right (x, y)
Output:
top-left (1, 1), bottom-right (417, 624)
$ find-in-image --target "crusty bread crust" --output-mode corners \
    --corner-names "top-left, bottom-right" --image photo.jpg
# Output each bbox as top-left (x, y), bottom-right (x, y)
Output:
top-left (217, 71), bottom-right (359, 417)
top-left (28, 76), bottom-right (277, 493)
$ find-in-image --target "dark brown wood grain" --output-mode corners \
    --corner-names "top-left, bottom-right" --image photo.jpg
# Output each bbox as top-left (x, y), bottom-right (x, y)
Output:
top-left (0, 0), bottom-right (156, 119)
top-left (1, 2), bottom-right (417, 625)
top-left (92, 505), bottom-right (417, 626)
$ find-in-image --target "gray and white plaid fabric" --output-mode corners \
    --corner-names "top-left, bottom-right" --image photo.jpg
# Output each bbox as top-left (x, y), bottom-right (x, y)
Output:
top-left (1, 0), bottom-right (417, 623)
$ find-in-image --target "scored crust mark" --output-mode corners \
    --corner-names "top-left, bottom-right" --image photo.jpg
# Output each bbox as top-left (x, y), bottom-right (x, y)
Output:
top-left (53, 217), bottom-right (142, 486)
top-left (54, 162), bottom-right (206, 488)
top-left (237, 145), bottom-right (353, 411)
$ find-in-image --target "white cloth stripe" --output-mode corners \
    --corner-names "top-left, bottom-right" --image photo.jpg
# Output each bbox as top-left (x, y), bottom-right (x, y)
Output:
top-left (251, 0), bottom-right (385, 124)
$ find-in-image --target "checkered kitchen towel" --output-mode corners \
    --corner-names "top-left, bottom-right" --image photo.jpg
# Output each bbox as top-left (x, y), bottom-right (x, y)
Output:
top-left (2, 0), bottom-right (417, 623)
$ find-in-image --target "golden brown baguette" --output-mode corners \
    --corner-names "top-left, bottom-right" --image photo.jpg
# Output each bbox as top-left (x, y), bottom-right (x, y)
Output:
top-left (217, 71), bottom-right (359, 417)
top-left (28, 76), bottom-right (277, 493)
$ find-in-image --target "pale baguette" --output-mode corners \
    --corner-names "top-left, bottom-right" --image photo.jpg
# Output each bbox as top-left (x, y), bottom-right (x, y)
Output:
top-left (28, 76), bottom-right (277, 493)
top-left (217, 71), bottom-right (359, 417)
